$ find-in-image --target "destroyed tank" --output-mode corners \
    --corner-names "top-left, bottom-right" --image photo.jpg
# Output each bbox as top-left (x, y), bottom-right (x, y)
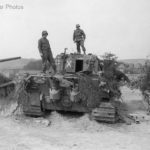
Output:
top-left (18, 52), bottom-right (127, 123)
top-left (0, 57), bottom-right (21, 97)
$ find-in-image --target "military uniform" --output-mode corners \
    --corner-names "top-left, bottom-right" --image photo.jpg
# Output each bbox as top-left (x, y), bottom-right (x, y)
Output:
top-left (73, 28), bottom-right (86, 54)
top-left (38, 37), bottom-right (55, 73)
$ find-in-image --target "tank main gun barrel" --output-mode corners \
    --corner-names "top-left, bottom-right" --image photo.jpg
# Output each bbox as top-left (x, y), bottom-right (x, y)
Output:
top-left (0, 57), bottom-right (21, 62)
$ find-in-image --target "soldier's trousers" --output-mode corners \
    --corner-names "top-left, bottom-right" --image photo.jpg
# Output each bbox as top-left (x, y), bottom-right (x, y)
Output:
top-left (76, 40), bottom-right (86, 54)
top-left (41, 50), bottom-right (56, 73)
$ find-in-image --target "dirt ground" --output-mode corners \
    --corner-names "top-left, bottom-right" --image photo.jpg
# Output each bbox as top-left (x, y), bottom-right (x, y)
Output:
top-left (0, 86), bottom-right (150, 150)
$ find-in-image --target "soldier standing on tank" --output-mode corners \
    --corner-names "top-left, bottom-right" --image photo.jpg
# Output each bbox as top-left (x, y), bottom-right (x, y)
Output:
top-left (38, 31), bottom-right (56, 73)
top-left (73, 24), bottom-right (86, 54)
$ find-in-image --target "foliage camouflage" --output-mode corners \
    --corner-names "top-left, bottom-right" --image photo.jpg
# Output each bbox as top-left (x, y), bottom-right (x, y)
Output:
top-left (100, 53), bottom-right (129, 99)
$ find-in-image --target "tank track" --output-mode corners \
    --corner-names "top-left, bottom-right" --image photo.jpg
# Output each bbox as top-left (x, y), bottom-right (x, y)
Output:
top-left (23, 105), bottom-right (44, 117)
top-left (91, 102), bottom-right (117, 123)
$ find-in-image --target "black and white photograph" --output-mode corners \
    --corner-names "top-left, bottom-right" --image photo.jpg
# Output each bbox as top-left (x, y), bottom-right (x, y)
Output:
top-left (0, 0), bottom-right (150, 149)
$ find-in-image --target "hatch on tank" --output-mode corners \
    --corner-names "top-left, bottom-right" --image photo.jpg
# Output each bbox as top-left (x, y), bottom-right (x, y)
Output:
top-left (75, 59), bottom-right (83, 72)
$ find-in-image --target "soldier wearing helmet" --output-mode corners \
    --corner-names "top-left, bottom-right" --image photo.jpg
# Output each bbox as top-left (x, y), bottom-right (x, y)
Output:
top-left (73, 24), bottom-right (86, 54)
top-left (38, 30), bottom-right (56, 73)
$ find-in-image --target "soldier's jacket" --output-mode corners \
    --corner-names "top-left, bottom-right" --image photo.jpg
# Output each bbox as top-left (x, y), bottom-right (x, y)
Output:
top-left (73, 29), bottom-right (86, 42)
top-left (38, 37), bottom-right (51, 53)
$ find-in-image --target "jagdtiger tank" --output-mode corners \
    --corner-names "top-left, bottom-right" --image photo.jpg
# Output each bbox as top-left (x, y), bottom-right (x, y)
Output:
top-left (18, 52), bottom-right (125, 123)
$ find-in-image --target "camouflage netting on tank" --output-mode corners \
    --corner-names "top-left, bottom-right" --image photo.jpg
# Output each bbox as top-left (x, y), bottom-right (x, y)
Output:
top-left (12, 77), bottom-right (29, 114)
top-left (100, 53), bottom-right (129, 100)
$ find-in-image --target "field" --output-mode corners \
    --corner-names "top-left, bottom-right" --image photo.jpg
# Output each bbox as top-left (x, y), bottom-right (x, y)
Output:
top-left (0, 86), bottom-right (150, 150)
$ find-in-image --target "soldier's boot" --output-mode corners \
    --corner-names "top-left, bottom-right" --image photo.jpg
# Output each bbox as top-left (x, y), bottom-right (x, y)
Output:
top-left (47, 64), bottom-right (56, 75)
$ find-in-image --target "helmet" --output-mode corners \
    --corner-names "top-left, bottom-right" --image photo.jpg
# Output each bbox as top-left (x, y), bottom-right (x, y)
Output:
top-left (76, 24), bottom-right (80, 28)
top-left (42, 30), bottom-right (48, 36)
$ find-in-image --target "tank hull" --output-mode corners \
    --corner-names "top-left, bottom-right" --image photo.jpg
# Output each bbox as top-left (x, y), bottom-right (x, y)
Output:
top-left (18, 53), bottom-right (121, 123)
top-left (22, 74), bottom-right (109, 115)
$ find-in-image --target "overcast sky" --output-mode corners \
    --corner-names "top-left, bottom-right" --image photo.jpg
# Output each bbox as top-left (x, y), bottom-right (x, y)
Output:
top-left (0, 0), bottom-right (150, 59)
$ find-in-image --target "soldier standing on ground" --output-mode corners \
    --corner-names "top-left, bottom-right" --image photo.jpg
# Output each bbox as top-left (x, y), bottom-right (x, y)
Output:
top-left (38, 31), bottom-right (56, 73)
top-left (73, 24), bottom-right (86, 54)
